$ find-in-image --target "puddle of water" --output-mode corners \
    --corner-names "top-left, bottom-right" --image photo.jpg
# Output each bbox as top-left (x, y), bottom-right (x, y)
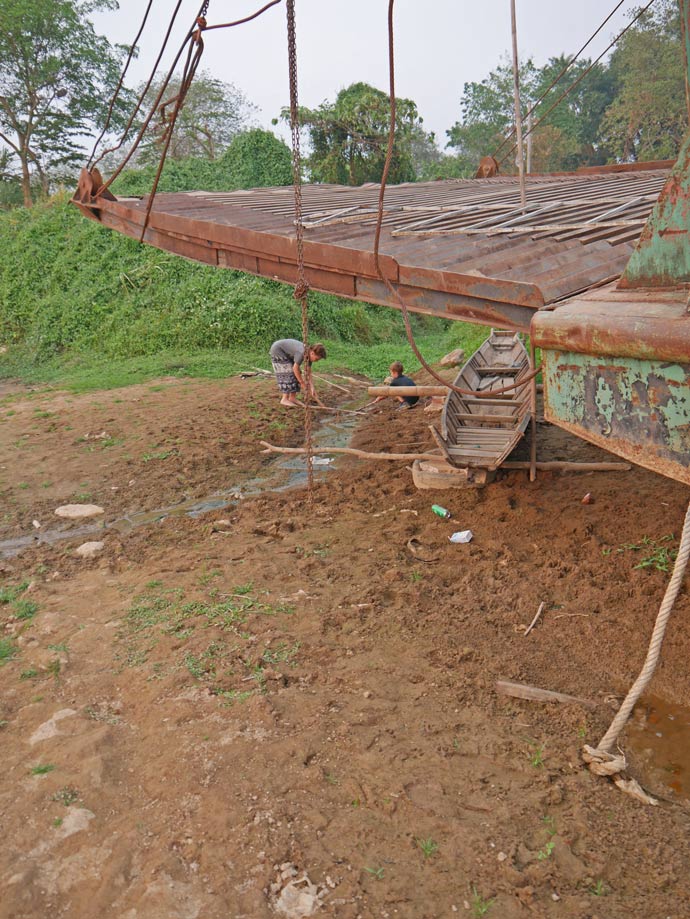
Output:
top-left (626, 694), bottom-right (690, 800)
top-left (0, 410), bottom-right (359, 558)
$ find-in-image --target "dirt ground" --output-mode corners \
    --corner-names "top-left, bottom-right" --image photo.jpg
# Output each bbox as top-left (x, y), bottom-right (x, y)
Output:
top-left (1, 372), bottom-right (690, 919)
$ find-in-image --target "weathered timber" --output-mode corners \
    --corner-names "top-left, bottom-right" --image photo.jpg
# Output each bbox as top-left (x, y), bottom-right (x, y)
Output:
top-left (496, 680), bottom-right (596, 708)
top-left (368, 385), bottom-right (449, 397)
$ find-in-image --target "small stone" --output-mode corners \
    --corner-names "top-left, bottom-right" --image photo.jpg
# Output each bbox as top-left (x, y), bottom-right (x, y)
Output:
top-left (551, 892), bottom-right (560, 902)
top-left (75, 541), bottom-right (105, 559)
top-left (32, 520), bottom-right (41, 529)
top-left (581, 492), bottom-right (594, 505)
top-left (363, 691), bottom-right (373, 699)
top-left (54, 504), bottom-right (104, 520)
top-left (440, 348), bottom-right (465, 367)
top-left (211, 518), bottom-right (233, 532)
top-left (497, 851), bottom-right (507, 862)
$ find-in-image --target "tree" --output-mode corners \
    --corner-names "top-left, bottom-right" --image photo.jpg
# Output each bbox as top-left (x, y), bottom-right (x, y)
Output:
top-left (601, 0), bottom-right (687, 162)
top-left (446, 55), bottom-right (616, 174)
top-left (446, 59), bottom-right (539, 170)
top-left (112, 129), bottom-right (292, 196)
top-left (219, 129), bottom-right (292, 188)
top-left (0, 0), bottom-right (129, 207)
top-left (135, 71), bottom-right (256, 165)
top-left (287, 82), bottom-right (430, 185)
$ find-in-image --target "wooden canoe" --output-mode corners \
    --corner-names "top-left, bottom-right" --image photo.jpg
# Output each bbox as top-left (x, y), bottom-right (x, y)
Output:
top-left (440, 330), bottom-right (531, 469)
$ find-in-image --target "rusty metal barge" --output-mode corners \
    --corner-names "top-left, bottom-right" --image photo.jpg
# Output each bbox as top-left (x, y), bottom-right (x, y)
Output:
top-left (73, 149), bottom-right (690, 485)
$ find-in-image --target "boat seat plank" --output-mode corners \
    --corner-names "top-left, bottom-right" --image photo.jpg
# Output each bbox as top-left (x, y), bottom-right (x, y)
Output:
top-left (475, 366), bottom-right (522, 375)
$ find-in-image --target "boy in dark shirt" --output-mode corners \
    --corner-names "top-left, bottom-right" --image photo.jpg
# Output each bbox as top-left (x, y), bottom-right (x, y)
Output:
top-left (372, 361), bottom-right (419, 410)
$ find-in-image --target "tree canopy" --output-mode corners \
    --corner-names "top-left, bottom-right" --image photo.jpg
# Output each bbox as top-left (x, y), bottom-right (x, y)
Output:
top-left (287, 82), bottom-right (431, 185)
top-left (0, 0), bottom-right (129, 206)
top-left (447, 0), bottom-right (686, 173)
top-left (112, 129), bottom-right (293, 196)
top-left (133, 72), bottom-right (257, 165)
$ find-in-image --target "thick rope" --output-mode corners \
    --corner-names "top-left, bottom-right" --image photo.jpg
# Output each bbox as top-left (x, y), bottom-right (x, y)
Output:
top-left (91, 0), bottom-right (189, 173)
top-left (286, 0), bottom-right (314, 500)
top-left (97, 0), bottom-right (209, 193)
top-left (373, 0), bottom-right (541, 400)
top-left (88, 0), bottom-right (156, 168)
top-left (583, 499), bottom-right (690, 796)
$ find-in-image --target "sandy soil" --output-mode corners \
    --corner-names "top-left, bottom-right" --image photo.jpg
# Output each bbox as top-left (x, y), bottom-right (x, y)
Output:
top-left (1, 373), bottom-right (690, 919)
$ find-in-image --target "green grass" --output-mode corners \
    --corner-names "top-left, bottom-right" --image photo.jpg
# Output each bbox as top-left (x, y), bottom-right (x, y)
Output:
top-left (416, 837), bottom-right (439, 858)
top-left (31, 763), bottom-right (56, 775)
top-left (0, 196), bottom-right (486, 392)
top-left (0, 638), bottom-right (18, 665)
top-left (471, 886), bottom-right (495, 917)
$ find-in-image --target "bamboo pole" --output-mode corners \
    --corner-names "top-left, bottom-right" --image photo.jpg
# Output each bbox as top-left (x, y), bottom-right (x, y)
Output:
top-left (259, 441), bottom-right (631, 472)
top-left (260, 441), bottom-right (441, 462)
top-left (368, 385), bottom-right (449, 397)
top-left (510, 0), bottom-right (527, 211)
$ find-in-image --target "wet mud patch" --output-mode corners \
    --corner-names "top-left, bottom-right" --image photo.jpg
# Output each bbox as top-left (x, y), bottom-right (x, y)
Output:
top-left (1, 374), bottom-right (690, 918)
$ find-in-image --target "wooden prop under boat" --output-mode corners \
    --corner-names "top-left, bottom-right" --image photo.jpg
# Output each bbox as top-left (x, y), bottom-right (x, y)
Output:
top-left (439, 330), bottom-right (531, 469)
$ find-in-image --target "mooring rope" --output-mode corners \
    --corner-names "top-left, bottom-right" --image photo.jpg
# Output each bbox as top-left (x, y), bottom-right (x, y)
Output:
top-left (373, 0), bottom-right (541, 400)
top-left (583, 498), bottom-right (690, 800)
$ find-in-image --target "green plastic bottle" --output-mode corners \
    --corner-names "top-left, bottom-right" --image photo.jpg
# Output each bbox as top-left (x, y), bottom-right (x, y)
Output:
top-left (431, 504), bottom-right (451, 519)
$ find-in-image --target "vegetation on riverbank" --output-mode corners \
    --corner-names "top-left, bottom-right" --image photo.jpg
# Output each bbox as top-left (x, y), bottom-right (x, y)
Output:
top-left (0, 195), bottom-right (485, 391)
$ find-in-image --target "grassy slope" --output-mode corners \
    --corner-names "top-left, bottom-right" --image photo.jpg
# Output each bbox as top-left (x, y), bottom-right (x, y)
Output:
top-left (0, 195), bottom-right (486, 391)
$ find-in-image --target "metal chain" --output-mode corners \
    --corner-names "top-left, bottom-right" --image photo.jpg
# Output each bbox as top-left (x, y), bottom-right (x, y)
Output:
top-left (286, 0), bottom-right (314, 499)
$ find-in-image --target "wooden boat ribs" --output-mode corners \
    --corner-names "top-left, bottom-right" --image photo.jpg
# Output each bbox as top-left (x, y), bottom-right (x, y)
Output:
top-left (440, 330), bottom-right (531, 470)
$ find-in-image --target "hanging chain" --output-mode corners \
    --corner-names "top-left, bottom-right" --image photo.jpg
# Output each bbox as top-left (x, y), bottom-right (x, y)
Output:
top-left (286, 0), bottom-right (314, 500)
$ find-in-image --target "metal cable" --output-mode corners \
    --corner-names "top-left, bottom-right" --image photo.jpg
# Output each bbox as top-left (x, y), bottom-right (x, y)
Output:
top-left (286, 0), bottom-right (314, 500)
top-left (97, 0), bottom-right (209, 193)
top-left (499, 0), bottom-right (658, 168)
top-left (88, 0), bottom-right (156, 168)
top-left (205, 0), bottom-right (283, 31)
top-left (138, 22), bottom-right (206, 241)
top-left (372, 0), bottom-right (542, 400)
top-left (91, 0), bottom-right (187, 172)
top-left (492, 0), bottom-right (628, 162)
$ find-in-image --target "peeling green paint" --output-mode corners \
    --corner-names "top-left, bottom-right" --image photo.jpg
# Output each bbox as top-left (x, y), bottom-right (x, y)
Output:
top-left (543, 350), bottom-right (690, 484)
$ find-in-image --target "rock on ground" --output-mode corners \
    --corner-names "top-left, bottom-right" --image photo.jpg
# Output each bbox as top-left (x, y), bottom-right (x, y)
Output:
top-left (54, 504), bottom-right (105, 520)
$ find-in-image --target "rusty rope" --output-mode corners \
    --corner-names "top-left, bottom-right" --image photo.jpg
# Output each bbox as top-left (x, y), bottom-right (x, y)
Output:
top-left (286, 0), bottom-right (314, 500)
top-left (373, 0), bottom-right (542, 400)
top-left (137, 15), bottom-right (207, 241)
top-left (491, 0), bottom-right (628, 163)
top-left (498, 0), bottom-right (658, 168)
top-left (204, 0), bottom-right (283, 31)
top-left (97, 0), bottom-right (210, 193)
top-left (88, 0), bottom-right (156, 168)
top-left (91, 0), bottom-right (188, 172)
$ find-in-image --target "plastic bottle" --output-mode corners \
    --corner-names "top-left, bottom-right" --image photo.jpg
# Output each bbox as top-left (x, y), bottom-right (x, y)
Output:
top-left (431, 504), bottom-right (451, 519)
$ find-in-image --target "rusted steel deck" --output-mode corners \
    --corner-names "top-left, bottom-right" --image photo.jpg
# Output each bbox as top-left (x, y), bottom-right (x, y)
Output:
top-left (73, 164), bottom-right (671, 333)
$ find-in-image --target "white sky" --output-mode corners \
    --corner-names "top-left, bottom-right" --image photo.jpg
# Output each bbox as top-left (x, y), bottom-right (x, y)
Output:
top-left (92, 0), bottom-right (642, 147)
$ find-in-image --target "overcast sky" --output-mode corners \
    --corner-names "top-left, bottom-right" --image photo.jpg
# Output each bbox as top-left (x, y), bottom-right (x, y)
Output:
top-left (92, 0), bottom-right (641, 146)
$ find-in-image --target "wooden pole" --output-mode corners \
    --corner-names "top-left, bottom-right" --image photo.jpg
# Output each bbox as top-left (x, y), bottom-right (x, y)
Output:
top-left (510, 0), bottom-right (527, 211)
top-left (497, 680), bottom-right (596, 708)
top-left (259, 441), bottom-right (631, 472)
top-left (368, 385), bottom-right (449, 397)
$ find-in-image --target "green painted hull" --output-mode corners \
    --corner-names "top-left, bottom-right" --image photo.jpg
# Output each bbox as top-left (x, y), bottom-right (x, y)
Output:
top-left (542, 351), bottom-right (690, 485)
